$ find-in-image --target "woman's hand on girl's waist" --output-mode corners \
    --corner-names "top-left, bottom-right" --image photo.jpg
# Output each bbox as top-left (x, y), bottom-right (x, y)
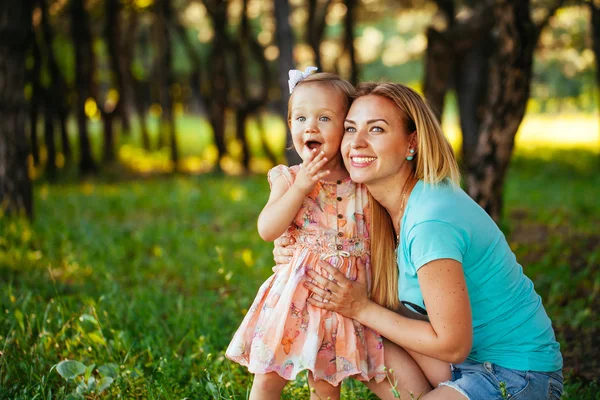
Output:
top-left (304, 257), bottom-right (371, 320)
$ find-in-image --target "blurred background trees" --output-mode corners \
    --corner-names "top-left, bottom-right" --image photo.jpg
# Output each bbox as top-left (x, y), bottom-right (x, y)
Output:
top-left (1, 0), bottom-right (599, 221)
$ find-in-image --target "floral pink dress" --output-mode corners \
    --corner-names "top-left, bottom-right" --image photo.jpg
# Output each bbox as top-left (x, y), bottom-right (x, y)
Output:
top-left (226, 165), bottom-right (385, 386)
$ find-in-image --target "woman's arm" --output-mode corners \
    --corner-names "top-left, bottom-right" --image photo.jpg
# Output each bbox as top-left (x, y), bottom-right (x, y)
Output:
top-left (257, 150), bottom-right (330, 241)
top-left (305, 258), bottom-right (472, 363)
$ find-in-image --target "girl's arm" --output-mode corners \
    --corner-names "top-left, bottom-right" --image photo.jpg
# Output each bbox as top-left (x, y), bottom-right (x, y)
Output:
top-left (257, 150), bottom-right (330, 241)
top-left (304, 258), bottom-right (473, 363)
top-left (257, 178), bottom-right (306, 241)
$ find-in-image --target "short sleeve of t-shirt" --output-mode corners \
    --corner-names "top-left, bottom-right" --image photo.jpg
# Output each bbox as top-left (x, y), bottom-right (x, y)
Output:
top-left (407, 221), bottom-right (467, 270)
top-left (267, 165), bottom-right (295, 189)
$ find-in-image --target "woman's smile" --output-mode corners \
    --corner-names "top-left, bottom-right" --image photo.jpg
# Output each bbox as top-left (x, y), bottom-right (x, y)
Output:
top-left (349, 155), bottom-right (377, 167)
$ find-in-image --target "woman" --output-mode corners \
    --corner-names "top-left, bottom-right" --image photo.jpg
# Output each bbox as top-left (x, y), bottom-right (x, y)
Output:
top-left (273, 83), bottom-right (563, 399)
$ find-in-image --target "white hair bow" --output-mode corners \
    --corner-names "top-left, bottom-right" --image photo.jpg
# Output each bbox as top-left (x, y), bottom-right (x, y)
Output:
top-left (288, 66), bottom-right (318, 94)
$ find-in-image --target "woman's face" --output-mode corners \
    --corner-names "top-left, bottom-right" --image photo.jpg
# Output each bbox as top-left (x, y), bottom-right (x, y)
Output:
top-left (341, 95), bottom-right (415, 185)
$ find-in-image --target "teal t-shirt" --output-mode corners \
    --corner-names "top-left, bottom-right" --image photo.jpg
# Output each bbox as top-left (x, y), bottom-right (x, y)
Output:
top-left (397, 180), bottom-right (562, 372)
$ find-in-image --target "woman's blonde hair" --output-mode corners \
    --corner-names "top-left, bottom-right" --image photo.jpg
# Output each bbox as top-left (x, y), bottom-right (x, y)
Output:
top-left (369, 192), bottom-right (399, 310)
top-left (287, 73), bottom-right (355, 122)
top-left (357, 82), bottom-right (461, 311)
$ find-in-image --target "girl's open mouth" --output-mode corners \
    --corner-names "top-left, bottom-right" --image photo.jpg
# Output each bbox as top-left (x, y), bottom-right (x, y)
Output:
top-left (305, 140), bottom-right (323, 151)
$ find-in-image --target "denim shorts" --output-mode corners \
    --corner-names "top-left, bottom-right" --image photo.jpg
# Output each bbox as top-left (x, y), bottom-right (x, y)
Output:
top-left (438, 360), bottom-right (563, 399)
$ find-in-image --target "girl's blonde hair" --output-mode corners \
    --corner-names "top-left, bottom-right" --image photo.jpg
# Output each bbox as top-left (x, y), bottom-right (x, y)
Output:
top-left (287, 73), bottom-right (355, 122)
top-left (356, 82), bottom-right (461, 311)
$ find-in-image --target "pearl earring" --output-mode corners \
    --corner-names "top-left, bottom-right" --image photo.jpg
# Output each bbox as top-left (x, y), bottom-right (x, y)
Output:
top-left (406, 148), bottom-right (415, 161)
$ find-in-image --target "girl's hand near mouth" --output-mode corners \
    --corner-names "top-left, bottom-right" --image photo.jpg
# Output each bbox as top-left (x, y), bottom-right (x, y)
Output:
top-left (293, 149), bottom-right (331, 195)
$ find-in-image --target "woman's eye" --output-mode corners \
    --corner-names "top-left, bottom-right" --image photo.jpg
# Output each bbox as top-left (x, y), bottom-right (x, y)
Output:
top-left (319, 116), bottom-right (330, 122)
top-left (370, 126), bottom-right (384, 133)
top-left (296, 116), bottom-right (306, 122)
top-left (344, 126), bottom-right (356, 133)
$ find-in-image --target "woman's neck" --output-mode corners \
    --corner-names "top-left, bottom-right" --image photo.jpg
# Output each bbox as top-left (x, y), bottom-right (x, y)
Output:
top-left (367, 169), bottom-right (417, 233)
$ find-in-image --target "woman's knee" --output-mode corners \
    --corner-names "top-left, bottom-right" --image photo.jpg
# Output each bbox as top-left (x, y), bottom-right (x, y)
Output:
top-left (367, 340), bottom-right (433, 398)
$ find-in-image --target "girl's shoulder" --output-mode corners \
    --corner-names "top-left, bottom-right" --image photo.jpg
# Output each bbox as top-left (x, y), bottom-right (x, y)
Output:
top-left (267, 164), bottom-right (301, 189)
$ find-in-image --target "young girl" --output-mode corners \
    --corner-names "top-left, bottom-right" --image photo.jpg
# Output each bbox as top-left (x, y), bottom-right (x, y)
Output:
top-left (226, 70), bottom-right (385, 400)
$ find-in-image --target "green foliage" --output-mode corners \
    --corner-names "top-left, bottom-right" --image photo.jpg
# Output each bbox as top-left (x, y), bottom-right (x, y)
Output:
top-left (1, 149), bottom-right (599, 398)
top-left (54, 359), bottom-right (114, 398)
top-left (56, 360), bottom-right (86, 380)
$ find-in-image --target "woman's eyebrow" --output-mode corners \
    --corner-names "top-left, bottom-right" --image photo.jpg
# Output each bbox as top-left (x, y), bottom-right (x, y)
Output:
top-left (344, 118), bottom-right (389, 125)
top-left (367, 118), bottom-right (389, 125)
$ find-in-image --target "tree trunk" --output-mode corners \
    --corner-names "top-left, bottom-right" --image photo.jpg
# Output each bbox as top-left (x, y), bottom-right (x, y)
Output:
top-left (71, 0), bottom-right (97, 174)
top-left (589, 1), bottom-right (600, 163)
top-left (423, 0), bottom-right (563, 220)
top-left (102, 111), bottom-right (115, 162)
top-left (422, 1), bottom-right (455, 123)
top-left (307, 0), bottom-right (332, 70)
top-left (123, 11), bottom-right (151, 150)
top-left (256, 114), bottom-right (279, 166)
top-left (29, 28), bottom-right (42, 166)
top-left (307, 0), bottom-right (320, 69)
top-left (455, 36), bottom-right (490, 168)
top-left (156, 0), bottom-right (178, 168)
top-left (206, 0), bottom-right (229, 168)
top-left (274, 0), bottom-right (301, 165)
top-left (344, 0), bottom-right (359, 84)
top-left (133, 79), bottom-right (151, 150)
top-left (423, 0), bottom-right (491, 125)
top-left (0, 0), bottom-right (33, 218)
top-left (232, 0), bottom-right (253, 171)
top-left (58, 110), bottom-right (70, 162)
top-left (466, 0), bottom-right (537, 222)
top-left (246, 11), bottom-right (278, 167)
top-left (171, 13), bottom-right (205, 113)
top-left (104, 0), bottom-right (130, 140)
top-left (40, 0), bottom-right (71, 163)
top-left (43, 90), bottom-right (57, 178)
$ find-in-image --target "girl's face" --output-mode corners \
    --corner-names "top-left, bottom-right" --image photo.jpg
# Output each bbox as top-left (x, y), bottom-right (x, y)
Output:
top-left (341, 95), bottom-right (415, 185)
top-left (289, 83), bottom-right (347, 164)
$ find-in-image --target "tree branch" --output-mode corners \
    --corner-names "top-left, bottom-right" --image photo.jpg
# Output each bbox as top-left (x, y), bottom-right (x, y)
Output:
top-left (534, 0), bottom-right (568, 40)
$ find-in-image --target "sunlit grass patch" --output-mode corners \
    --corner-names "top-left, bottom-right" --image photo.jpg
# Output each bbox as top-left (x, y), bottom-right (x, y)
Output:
top-left (442, 111), bottom-right (600, 153)
top-left (112, 112), bottom-right (600, 176)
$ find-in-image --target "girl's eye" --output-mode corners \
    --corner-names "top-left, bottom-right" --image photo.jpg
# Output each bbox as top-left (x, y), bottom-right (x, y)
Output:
top-left (344, 126), bottom-right (356, 133)
top-left (296, 116), bottom-right (306, 122)
top-left (370, 126), bottom-right (384, 133)
top-left (319, 116), bottom-right (330, 122)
